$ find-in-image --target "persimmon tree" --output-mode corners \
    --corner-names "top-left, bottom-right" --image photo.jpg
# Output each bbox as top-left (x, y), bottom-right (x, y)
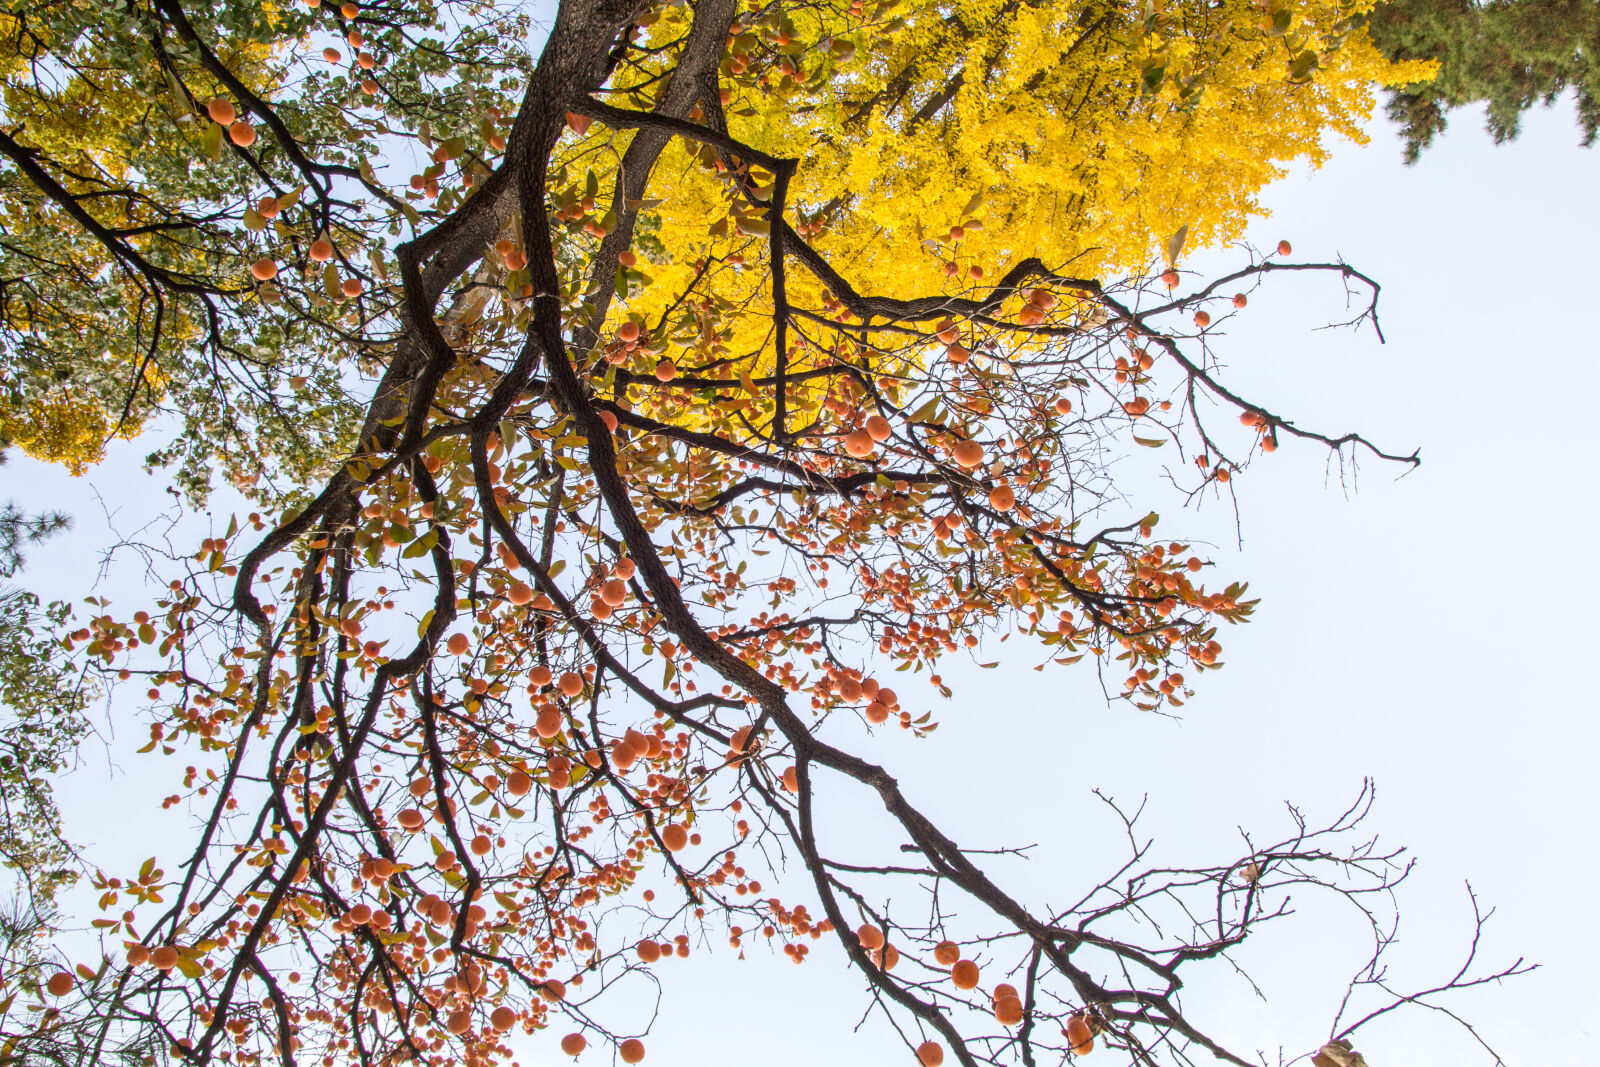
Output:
top-left (0, 0), bottom-right (1528, 1066)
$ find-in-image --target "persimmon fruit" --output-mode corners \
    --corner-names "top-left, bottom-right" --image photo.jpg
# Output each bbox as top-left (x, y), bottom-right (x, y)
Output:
top-left (1066, 1013), bottom-right (1094, 1054)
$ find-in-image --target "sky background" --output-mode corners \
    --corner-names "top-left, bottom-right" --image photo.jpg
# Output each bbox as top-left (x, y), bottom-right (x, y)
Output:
top-left (3, 68), bottom-right (1597, 1067)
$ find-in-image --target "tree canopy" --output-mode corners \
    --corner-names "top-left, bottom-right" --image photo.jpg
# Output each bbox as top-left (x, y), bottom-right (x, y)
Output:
top-left (1368, 0), bottom-right (1600, 162)
top-left (0, 1), bottom-right (1529, 1066)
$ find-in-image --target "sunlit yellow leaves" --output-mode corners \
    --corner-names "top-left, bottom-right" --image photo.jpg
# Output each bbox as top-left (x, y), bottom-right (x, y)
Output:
top-left (570, 0), bottom-right (1433, 425)
top-left (0, 391), bottom-right (110, 475)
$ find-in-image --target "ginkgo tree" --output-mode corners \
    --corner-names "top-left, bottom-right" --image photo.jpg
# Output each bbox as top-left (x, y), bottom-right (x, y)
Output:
top-left (0, 0), bottom-right (1527, 1065)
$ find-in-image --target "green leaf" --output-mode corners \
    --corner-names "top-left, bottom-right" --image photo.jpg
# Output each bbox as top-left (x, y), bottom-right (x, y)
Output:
top-left (402, 530), bottom-right (437, 558)
top-left (164, 68), bottom-right (193, 115)
top-left (1133, 435), bottom-right (1166, 448)
top-left (202, 122), bottom-right (224, 162)
top-left (906, 396), bottom-right (942, 424)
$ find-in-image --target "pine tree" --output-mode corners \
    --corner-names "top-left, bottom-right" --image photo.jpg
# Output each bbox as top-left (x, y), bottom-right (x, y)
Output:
top-left (1369, 0), bottom-right (1600, 161)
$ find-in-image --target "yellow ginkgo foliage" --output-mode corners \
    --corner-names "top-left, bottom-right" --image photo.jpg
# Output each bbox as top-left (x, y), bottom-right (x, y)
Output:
top-left (0, 6), bottom-right (281, 475)
top-left (0, 391), bottom-right (110, 475)
top-left (565, 0), bottom-right (1430, 412)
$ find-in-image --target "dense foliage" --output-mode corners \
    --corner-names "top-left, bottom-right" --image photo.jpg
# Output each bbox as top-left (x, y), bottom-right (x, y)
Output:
top-left (1369, 0), bottom-right (1600, 161)
top-left (0, 588), bottom-right (94, 907)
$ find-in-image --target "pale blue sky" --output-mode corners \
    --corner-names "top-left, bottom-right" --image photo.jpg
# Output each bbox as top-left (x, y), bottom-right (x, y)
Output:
top-left (5, 71), bottom-right (1595, 1067)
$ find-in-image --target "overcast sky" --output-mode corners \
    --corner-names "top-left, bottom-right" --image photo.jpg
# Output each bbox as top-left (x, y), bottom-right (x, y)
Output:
top-left (5, 68), bottom-right (1595, 1067)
